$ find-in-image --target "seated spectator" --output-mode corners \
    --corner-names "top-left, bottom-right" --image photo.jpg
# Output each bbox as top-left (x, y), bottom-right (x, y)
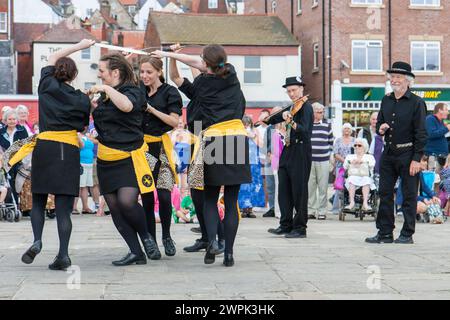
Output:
top-left (343, 138), bottom-right (375, 211)
top-left (16, 105), bottom-right (34, 136)
top-left (0, 158), bottom-right (9, 207)
top-left (173, 188), bottom-right (196, 224)
top-left (417, 156), bottom-right (440, 219)
top-left (0, 109), bottom-right (29, 151)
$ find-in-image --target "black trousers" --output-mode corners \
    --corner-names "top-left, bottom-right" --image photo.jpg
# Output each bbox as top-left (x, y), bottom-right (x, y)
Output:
top-left (376, 151), bottom-right (419, 237)
top-left (278, 143), bottom-right (312, 232)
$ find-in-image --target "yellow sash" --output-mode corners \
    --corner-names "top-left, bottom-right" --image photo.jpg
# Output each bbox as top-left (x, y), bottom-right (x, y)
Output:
top-left (144, 134), bottom-right (179, 185)
top-left (97, 142), bottom-right (155, 194)
top-left (8, 130), bottom-right (79, 167)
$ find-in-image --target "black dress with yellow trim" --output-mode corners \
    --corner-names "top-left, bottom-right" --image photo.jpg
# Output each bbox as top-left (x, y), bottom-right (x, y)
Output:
top-left (93, 85), bottom-right (152, 195)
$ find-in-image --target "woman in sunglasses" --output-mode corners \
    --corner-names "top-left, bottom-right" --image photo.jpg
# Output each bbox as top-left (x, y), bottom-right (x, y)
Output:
top-left (343, 138), bottom-right (376, 211)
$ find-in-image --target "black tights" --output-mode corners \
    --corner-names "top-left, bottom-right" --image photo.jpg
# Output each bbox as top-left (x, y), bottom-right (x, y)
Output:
top-left (104, 187), bottom-right (149, 255)
top-left (191, 188), bottom-right (224, 242)
top-left (142, 189), bottom-right (172, 243)
top-left (204, 185), bottom-right (240, 255)
top-left (30, 193), bottom-right (74, 258)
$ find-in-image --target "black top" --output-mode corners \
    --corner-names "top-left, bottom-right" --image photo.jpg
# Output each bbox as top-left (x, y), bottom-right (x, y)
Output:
top-left (93, 85), bottom-right (146, 152)
top-left (38, 66), bottom-right (90, 132)
top-left (0, 125), bottom-right (29, 151)
top-left (141, 82), bottom-right (183, 136)
top-left (376, 89), bottom-right (427, 162)
top-left (178, 64), bottom-right (246, 132)
top-left (267, 101), bottom-right (314, 145)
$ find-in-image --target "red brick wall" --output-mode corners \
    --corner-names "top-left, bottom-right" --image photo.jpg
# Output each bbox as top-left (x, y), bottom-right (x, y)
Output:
top-left (0, 0), bottom-right (9, 40)
top-left (17, 53), bottom-right (32, 94)
top-left (196, 0), bottom-right (228, 14)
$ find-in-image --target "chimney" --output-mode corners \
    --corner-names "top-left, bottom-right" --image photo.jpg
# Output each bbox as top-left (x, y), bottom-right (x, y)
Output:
top-left (100, 0), bottom-right (111, 18)
top-left (82, 18), bottom-right (92, 33)
top-left (118, 32), bottom-right (124, 47)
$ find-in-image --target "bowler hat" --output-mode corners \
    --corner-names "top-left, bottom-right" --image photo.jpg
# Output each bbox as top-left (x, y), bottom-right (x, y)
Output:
top-left (282, 76), bottom-right (306, 88)
top-left (387, 61), bottom-right (415, 78)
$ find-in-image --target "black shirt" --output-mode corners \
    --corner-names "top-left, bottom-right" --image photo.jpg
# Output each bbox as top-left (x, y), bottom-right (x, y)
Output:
top-left (178, 64), bottom-right (246, 132)
top-left (93, 84), bottom-right (146, 152)
top-left (267, 101), bottom-right (314, 145)
top-left (376, 89), bottom-right (427, 162)
top-left (141, 82), bottom-right (182, 136)
top-left (38, 66), bottom-right (90, 132)
top-left (0, 125), bottom-right (29, 151)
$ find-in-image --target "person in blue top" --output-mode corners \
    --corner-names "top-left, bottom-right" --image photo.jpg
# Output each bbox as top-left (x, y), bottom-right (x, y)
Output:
top-left (416, 156), bottom-right (441, 219)
top-left (425, 103), bottom-right (450, 174)
top-left (75, 128), bottom-right (95, 214)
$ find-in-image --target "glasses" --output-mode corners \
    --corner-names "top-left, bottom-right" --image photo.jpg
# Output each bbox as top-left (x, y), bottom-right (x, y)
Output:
top-left (354, 144), bottom-right (363, 147)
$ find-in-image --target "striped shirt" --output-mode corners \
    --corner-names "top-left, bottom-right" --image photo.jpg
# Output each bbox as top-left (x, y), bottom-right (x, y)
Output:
top-left (311, 121), bottom-right (334, 162)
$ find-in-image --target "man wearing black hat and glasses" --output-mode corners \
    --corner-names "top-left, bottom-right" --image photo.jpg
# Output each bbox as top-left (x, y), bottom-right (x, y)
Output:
top-left (264, 76), bottom-right (314, 238)
top-left (366, 62), bottom-right (427, 244)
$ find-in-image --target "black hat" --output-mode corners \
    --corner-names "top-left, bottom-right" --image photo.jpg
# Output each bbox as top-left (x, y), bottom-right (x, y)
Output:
top-left (387, 61), bottom-right (415, 78)
top-left (282, 76), bottom-right (306, 88)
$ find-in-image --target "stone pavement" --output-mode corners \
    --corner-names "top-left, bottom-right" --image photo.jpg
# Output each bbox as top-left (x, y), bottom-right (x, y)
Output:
top-left (1, 212), bottom-right (450, 300)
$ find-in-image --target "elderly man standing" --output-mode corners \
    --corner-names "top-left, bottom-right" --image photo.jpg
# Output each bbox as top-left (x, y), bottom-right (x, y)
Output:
top-left (366, 62), bottom-right (427, 244)
top-left (308, 102), bottom-right (334, 220)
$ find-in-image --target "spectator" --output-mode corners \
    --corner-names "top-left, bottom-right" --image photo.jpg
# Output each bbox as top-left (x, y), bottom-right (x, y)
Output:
top-left (343, 138), bottom-right (376, 211)
top-left (239, 115), bottom-right (265, 218)
top-left (32, 122), bottom-right (39, 134)
top-left (270, 107), bottom-right (285, 219)
top-left (173, 188), bottom-right (196, 223)
top-left (331, 123), bottom-right (355, 214)
top-left (87, 119), bottom-right (100, 211)
top-left (173, 125), bottom-right (191, 193)
top-left (0, 157), bottom-right (9, 207)
top-left (308, 102), bottom-right (334, 220)
top-left (358, 112), bottom-right (384, 174)
top-left (16, 105), bottom-right (34, 136)
top-left (425, 103), bottom-right (450, 176)
top-left (1, 106), bottom-right (12, 129)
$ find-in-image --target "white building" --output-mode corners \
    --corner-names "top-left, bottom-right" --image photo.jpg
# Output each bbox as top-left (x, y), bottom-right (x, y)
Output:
top-left (14, 0), bottom-right (62, 24)
top-left (32, 20), bottom-right (101, 94)
top-left (133, 0), bottom-right (163, 30)
top-left (71, 0), bottom-right (100, 19)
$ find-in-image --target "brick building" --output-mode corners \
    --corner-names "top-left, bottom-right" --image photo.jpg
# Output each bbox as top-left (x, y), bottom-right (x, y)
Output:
top-left (0, 0), bottom-right (15, 94)
top-left (245, 0), bottom-right (450, 134)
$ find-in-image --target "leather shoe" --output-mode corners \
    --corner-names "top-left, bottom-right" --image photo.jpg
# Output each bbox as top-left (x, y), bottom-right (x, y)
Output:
top-left (365, 233), bottom-right (394, 244)
top-left (394, 235), bottom-right (414, 244)
top-left (112, 253), bottom-right (147, 266)
top-left (218, 239), bottom-right (225, 254)
top-left (163, 237), bottom-right (176, 256)
top-left (268, 226), bottom-right (291, 235)
top-left (142, 237), bottom-right (161, 260)
top-left (308, 214), bottom-right (317, 219)
top-left (223, 254), bottom-right (234, 267)
top-left (285, 230), bottom-right (307, 238)
top-left (204, 240), bottom-right (220, 264)
top-left (22, 240), bottom-right (42, 264)
top-left (190, 227), bottom-right (202, 234)
top-left (48, 255), bottom-right (71, 271)
top-left (263, 208), bottom-right (275, 218)
top-left (183, 239), bottom-right (208, 252)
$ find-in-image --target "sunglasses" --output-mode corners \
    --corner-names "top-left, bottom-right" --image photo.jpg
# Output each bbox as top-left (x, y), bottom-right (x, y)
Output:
top-left (354, 144), bottom-right (363, 147)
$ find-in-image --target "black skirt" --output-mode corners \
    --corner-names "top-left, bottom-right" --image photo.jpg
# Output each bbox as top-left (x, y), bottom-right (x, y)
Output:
top-left (97, 157), bottom-right (138, 195)
top-left (31, 140), bottom-right (80, 196)
top-left (203, 135), bottom-right (251, 186)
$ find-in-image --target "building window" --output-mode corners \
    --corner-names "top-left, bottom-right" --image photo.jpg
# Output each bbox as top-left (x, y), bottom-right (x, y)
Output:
top-left (208, 0), bottom-right (218, 9)
top-left (244, 56), bottom-right (261, 84)
top-left (81, 48), bottom-right (91, 60)
top-left (411, 41), bottom-right (440, 72)
top-left (410, 0), bottom-right (440, 6)
top-left (313, 43), bottom-right (319, 71)
top-left (0, 13), bottom-right (7, 33)
top-left (352, 0), bottom-right (382, 4)
top-left (297, 0), bottom-right (302, 14)
top-left (352, 40), bottom-right (383, 71)
top-left (128, 5), bottom-right (136, 14)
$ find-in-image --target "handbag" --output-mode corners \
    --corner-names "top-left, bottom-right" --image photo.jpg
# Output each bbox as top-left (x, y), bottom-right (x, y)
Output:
top-left (333, 167), bottom-right (345, 191)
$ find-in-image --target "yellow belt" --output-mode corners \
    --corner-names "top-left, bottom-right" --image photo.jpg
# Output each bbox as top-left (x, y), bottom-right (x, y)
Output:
top-left (144, 133), bottom-right (178, 185)
top-left (97, 142), bottom-right (155, 194)
top-left (8, 130), bottom-right (79, 167)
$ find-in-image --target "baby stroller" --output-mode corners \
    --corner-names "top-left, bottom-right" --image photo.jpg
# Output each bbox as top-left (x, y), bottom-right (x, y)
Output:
top-left (0, 169), bottom-right (21, 222)
top-left (339, 173), bottom-right (380, 221)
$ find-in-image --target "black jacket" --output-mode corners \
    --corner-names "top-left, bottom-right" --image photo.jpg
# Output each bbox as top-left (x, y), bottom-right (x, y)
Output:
top-left (0, 125), bottom-right (29, 151)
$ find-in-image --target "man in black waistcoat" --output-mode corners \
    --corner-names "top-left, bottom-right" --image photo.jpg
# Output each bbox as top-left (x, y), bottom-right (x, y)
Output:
top-left (266, 76), bottom-right (314, 238)
top-left (366, 62), bottom-right (427, 244)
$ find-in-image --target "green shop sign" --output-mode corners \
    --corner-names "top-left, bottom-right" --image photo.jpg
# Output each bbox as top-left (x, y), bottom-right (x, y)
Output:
top-left (410, 88), bottom-right (450, 101)
top-left (342, 87), bottom-right (385, 101)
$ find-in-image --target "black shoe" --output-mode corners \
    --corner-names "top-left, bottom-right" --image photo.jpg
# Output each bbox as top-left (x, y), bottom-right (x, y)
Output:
top-left (285, 230), bottom-right (307, 239)
top-left (394, 235), bottom-right (414, 244)
top-left (46, 211), bottom-right (56, 219)
top-left (190, 227), bottom-right (202, 234)
top-left (184, 239), bottom-right (208, 252)
top-left (268, 226), bottom-right (291, 235)
top-left (308, 214), bottom-right (317, 219)
top-left (21, 240), bottom-right (42, 264)
top-left (48, 255), bottom-right (71, 270)
top-left (263, 208), bottom-right (275, 218)
top-left (143, 237), bottom-right (162, 260)
top-left (365, 233), bottom-right (394, 244)
top-left (204, 240), bottom-right (220, 264)
top-left (163, 237), bottom-right (176, 256)
top-left (223, 254), bottom-right (234, 267)
top-left (112, 253), bottom-right (147, 266)
top-left (247, 212), bottom-right (257, 218)
top-left (218, 239), bottom-right (225, 255)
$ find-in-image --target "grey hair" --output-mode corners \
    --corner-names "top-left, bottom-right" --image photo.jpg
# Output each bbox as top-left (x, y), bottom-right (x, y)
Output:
top-left (3, 109), bottom-right (17, 123)
top-left (387, 73), bottom-right (414, 85)
top-left (1, 105), bottom-right (12, 115)
top-left (312, 102), bottom-right (325, 112)
top-left (16, 104), bottom-right (29, 115)
top-left (354, 137), bottom-right (369, 154)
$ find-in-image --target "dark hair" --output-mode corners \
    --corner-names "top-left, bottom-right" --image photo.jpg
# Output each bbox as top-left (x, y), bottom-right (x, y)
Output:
top-left (421, 155), bottom-right (429, 162)
top-left (202, 44), bottom-right (230, 78)
top-left (100, 53), bottom-right (137, 87)
top-left (139, 56), bottom-right (165, 83)
top-left (54, 57), bottom-right (78, 82)
top-left (434, 103), bottom-right (447, 114)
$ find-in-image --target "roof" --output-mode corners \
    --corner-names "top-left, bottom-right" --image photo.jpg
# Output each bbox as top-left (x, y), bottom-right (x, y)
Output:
top-left (148, 12), bottom-right (299, 46)
top-left (113, 30), bottom-right (145, 48)
top-left (119, 0), bottom-right (139, 5)
top-left (34, 20), bottom-right (98, 43)
top-left (14, 23), bottom-right (53, 52)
